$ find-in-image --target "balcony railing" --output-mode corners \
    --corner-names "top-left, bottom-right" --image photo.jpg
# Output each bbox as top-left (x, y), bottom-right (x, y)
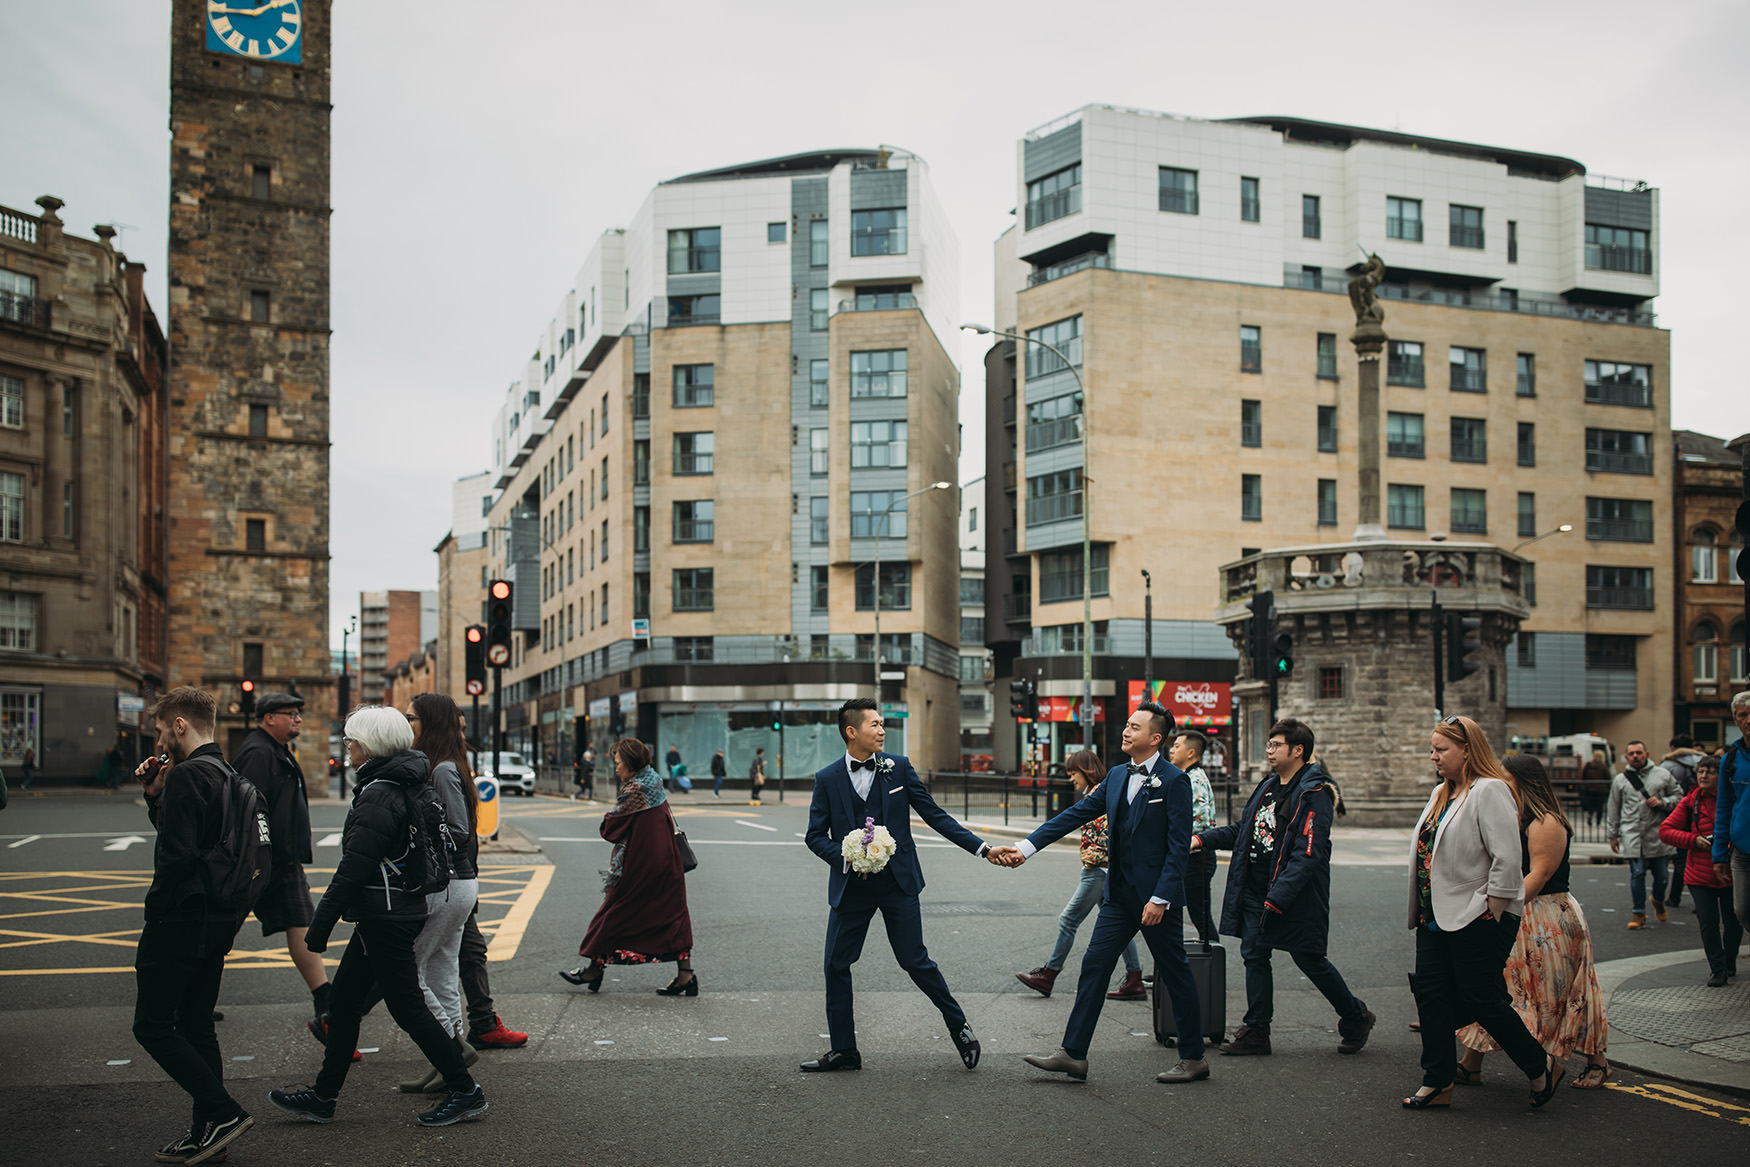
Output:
top-left (1021, 633), bottom-right (1112, 656)
top-left (668, 247), bottom-right (720, 273)
top-left (1317, 354), bottom-right (1338, 379)
top-left (1449, 225), bottom-right (1485, 249)
top-left (1584, 381), bottom-right (1653, 408)
top-left (1587, 518), bottom-right (1654, 542)
top-left (673, 386), bottom-right (713, 408)
top-left (1387, 439), bottom-right (1424, 458)
top-left (1587, 586), bottom-right (1654, 610)
top-left (674, 520), bottom-right (714, 543)
top-left (1159, 190), bottom-right (1199, 215)
top-left (1241, 198), bottom-right (1260, 222)
top-left (0, 291), bottom-right (50, 330)
top-left (1387, 357), bottom-right (1424, 386)
top-left (0, 207), bottom-right (40, 243)
top-left (674, 453), bottom-right (714, 475)
top-left (1026, 493), bottom-right (1082, 525)
top-left (1386, 217), bottom-right (1423, 241)
top-left (668, 313), bottom-right (720, 328)
top-left (1240, 343), bottom-right (1262, 373)
top-left (1284, 271), bottom-right (1656, 327)
top-left (1450, 368), bottom-right (1487, 392)
top-left (1026, 251), bottom-right (1111, 287)
top-left (632, 391), bottom-right (649, 419)
top-left (1302, 215), bottom-right (1322, 239)
top-left (1585, 451), bottom-right (1652, 476)
top-left (1025, 187), bottom-right (1081, 229)
top-left (674, 588), bottom-right (715, 611)
top-left (836, 293), bottom-right (916, 313)
top-left (1451, 441), bottom-right (1486, 464)
top-left (1025, 416), bottom-right (1082, 452)
top-left (1004, 595), bottom-right (1032, 625)
top-left (1586, 245), bottom-right (1653, 275)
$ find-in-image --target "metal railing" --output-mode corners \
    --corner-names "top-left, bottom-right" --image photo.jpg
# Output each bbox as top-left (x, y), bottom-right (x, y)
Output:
top-left (850, 228), bottom-right (906, 256)
top-left (1386, 357), bottom-right (1425, 386)
top-left (1451, 441), bottom-right (1486, 463)
top-left (1585, 381), bottom-right (1653, 408)
top-left (1386, 218), bottom-right (1423, 241)
top-left (1517, 374), bottom-right (1536, 397)
top-left (673, 386), bottom-right (714, 408)
top-left (1241, 198), bottom-right (1260, 222)
top-left (669, 313), bottom-right (721, 328)
top-left (1287, 271), bottom-right (1655, 326)
top-left (1038, 569), bottom-right (1108, 604)
top-left (674, 453), bottom-right (714, 475)
top-left (1317, 354), bottom-right (1338, 379)
top-left (1025, 416), bottom-right (1082, 452)
top-left (1586, 245), bottom-right (1652, 275)
top-left (1586, 585), bottom-right (1654, 610)
top-left (1240, 343), bottom-right (1262, 373)
top-left (1026, 251), bottom-right (1111, 287)
top-left (673, 587), bottom-right (715, 611)
top-left (1159, 190), bottom-right (1200, 214)
top-left (1004, 595), bottom-right (1032, 625)
top-left (1020, 633), bottom-right (1112, 655)
top-left (1450, 368), bottom-right (1487, 392)
top-left (1449, 225), bottom-right (1485, 249)
top-left (632, 391), bottom-right (649, 419)
top-left (674, 520), bottom-right (713, 543)
top-left (1387, 439), bottom-right (1424, 458)
top-left (1302, 215), bottom-right (1321, 238)
top-left (1585, 451), bottom-right (1652, 475)
top-left (1025, 187), bottom-right (1081, 229)
top-left (668, 247), bottom-right (720, 273)
top-left (0, 291), bottom-right (49, 329)
top-left (1587, 518), bottom-right (1654, 542)
top-left (1026, 492), bottom-right (1082, 525)
top-left (837, 294), bottom-right (916, 313)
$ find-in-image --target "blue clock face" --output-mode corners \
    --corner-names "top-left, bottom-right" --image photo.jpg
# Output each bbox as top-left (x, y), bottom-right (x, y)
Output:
top-left (205, 0), bottom-right (304, 64)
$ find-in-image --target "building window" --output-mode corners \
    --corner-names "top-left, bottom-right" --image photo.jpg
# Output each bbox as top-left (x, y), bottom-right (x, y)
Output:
top-left (1585, 428), bottom-right (1652, 475)
top-left (1317, 405), bottom-right (1337, 453)
top-left (1386, 412), bottom-right (1425, 458)
top-left (1316, 333), bottom-right (1338, 380)
top-left (0, 472), bottom-right (24, 542)
top-left (850, 420), bottom-right (907, 468)
top-left (1241, 474), bottom-right (1262, 522)
top-left (1239, 325), bottom-right (1262, 373)
top-left (673, 432), bottom-right (714, 475)
top-left (809, 219), bottom-right (829, 267)
top-left (243, 517), bottom-right (265, 551)
top-left (850, 491), bottom-right (908, 539)
top-left (850, 208), bottom-right (907, 256)
top-left (1240, 399), bottom-right (1262, 447)
top-left (667, 226), bottom-right (721, 273)
top-left (1026, 469), bottom-right (1082, 526)
top-left (1586, 565), bottom-right (1654, 610)
top-left (854, 563), bottom-right (911, 610)
top-left (249, 290), bottom-right (270, 322)
top-left (968, 506), bottom-right (977, 532)
top-left (673, 568), bottom-right (714, 612)
top-left (1024, 315), bottom-right (1082, 379)
top-left (251, 163), bottom-right (271, 200)
top-left (850, 350), bottom-right (907, 398)
top-left (810, 288), bottom-right (828, 331)
top-left (673, 500), bottom-right (714, 543)
top-left (1518, 492), bottom-right (1536, 538)
top-left (1693, 624), bottom-right (1720, 684)
top-left (768, 221), bottom-right (787, 243)
top-left (1585, 634), bottom-right (1637, 670)
top-left (1298, 265), bottom-right (1323, 291)
top-left (601, 456), bottom-right (608, 501)
top-left (0, 374), bottom-right (21, 429)
top-left (853, 285), bottom-right (911, 311)
top-left (1450, 488), bottom-right (1487, 534)
top-left (0, 592), bottom-right (35, 650)
top-left (673, 364), bottom-right (714, 408)
top-left (1507, 219), bottom-right (1518, 263)
top-left (61, 481), bottom-right (75, 538)
top-left (1516, 632), bottom-right (1536, 668)
top-left (811, 565), bottom-right (829, 612)
top-left (1450, 417), bottom-right (1487, 463)
top-left (62, 382), bottom-right (74, 436)
top-left (960, 654), bottom-right (985, 683)
top-left (1301, 194), bottom-right (1321, 239)
top-left (1586, 497), bottom-right (1653, 543)
top-left (810, 496), bottom-right (829, 545)
top-left (961, 615), bottom-right (986, 644)
top-left (1318, 666), bottom-right (1344, 700)
top-left (1387, 340), bottom-right (1425, 386)
top-left (960, 575), bottom-right (985, 604)
top-left (810, 428), bottom-right (829, 476)
top-left (1449, 346), bottom-right (1486, 392)
top-left (632, 373), bottom-right (650, 418)
top-left (673, 635), bottom-right (712, 661)
top-left (248, 403), bottom-right (268, 437)
top-left (0, 269), bottom-right (38, 327)
top-left (1038, 545), bottom-right (1111, 602)
top-left (1025, 393), bottom-right (1083, 452)
top-left (1691, 529), bottom-right (1718, 581)
top-left (1158, 167), bottom-right (1199, 214)
top-left (1317, 479), bottom-right (1337, 526)
top-left (809, 359), bottom-right (829, 407)
top-left (633, 505), bottom-right (649, 552)
top-left (601, 518), bottom-right (608, 561)
top-left (1732, 622), bottom-right (1749, 683)
top-left (242, 642), bottom-right (264, 677)
top-left (1584, 360), bottom-right (1653, 408)
top-left (1387, 484), bottom-right (1425, 529)
top-left (668, 293), bottom-right (720, 326)
top-left (1523, 562), bottom-right (1537, 606)
top-left (1514, 354), bottom-right (1536, 399)
top-left (630, 571), bottom-right (649, 620)
top-left (1240, 176), bottom-right (1260, 222)
top-left (601, 392), bottom-right (609, 434)
top-left (1386, 196), bottom-right (1423, 241)
top-left (633, 439), bottom-right (649, 484)
top-left (1585, 223), bottom-right (1651, 274)
top-left (1026, 164), bottom-right (1082, 229)
top-left (1449, 204), bottom-right (1484, 249)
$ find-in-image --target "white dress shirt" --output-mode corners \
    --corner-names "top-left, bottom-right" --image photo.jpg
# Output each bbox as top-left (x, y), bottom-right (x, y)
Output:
top-left (844, 752), bottom-right (988, 858)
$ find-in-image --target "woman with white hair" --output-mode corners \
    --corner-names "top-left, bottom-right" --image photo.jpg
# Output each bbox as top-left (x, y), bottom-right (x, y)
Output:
top-left (267, 707), bottom-right (488, 1129)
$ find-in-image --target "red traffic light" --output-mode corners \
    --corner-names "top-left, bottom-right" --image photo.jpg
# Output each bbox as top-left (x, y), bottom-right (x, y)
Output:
top-left (489, 580), bottom-right (512, 601)
top-left (465, 626), bottom-right (483, 643)
top-left (241, 680), bottom-right (255, 692)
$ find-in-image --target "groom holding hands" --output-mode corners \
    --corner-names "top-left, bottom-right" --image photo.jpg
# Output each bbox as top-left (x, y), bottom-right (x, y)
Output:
top-left (990, 700), bottom-right (1211, 1084)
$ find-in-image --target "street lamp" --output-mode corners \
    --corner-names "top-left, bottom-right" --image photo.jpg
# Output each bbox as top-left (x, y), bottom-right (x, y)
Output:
top-left (963, 322), bottom-right (1094, 749)
top-left (872, 481), bottom-right (953, 698)
top-left (1513, 524), bottom-right (1574, 553)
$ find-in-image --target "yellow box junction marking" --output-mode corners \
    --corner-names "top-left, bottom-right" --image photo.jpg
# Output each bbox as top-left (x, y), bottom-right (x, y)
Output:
top-left (1608, 1082), bottom-right (1750, 1126)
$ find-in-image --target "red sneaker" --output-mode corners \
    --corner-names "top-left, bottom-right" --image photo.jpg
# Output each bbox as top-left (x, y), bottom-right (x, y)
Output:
top-left (306, 1013), bottom-right (363, 1062)
top-left (470, 1016), bottom-right (529, 1048)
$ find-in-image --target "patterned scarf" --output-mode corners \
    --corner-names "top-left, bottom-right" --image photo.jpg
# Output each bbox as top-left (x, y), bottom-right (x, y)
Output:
top-left (605, 764), bottom-right (667, 884)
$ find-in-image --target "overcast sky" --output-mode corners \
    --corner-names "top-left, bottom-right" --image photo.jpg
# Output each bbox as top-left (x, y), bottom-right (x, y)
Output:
top-left (5, 0), bottom-right (1747, 649)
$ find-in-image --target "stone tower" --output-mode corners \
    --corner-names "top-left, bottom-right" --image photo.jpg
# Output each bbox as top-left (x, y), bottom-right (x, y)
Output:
top-left (165, 0), bottom-right (331, 782)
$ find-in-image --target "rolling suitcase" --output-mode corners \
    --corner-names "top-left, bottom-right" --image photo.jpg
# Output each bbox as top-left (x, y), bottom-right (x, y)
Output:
top-left (1153, 858), bottom-right (1225, 1047)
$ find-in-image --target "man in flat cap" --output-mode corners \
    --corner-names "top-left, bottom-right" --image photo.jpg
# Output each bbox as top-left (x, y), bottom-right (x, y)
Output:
top-left (232, 692), bottom-right (333, 1024)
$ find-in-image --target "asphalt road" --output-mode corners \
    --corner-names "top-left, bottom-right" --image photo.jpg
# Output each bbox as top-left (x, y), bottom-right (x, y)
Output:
top-left (1, 790), bottom-right (1745, 1165)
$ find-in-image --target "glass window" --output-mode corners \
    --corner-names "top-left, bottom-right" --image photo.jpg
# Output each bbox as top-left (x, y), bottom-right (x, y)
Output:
top-left (1387, 340), bottom-right (1425, 386)
top-left (667, 226), bottom-right (721, 273)
top-left (1518, 422), bottom-right (1536, 467)
top-left (1241, 474), bottom-right (1262, 522)
top-left (1517, 353), bottom-right (1536, 397)
top-left (1025, 469), bottom-right (1082, 526)
top-left (850, 491), bottom-right (907, 539)
top-left (1301, 193), bottom-right (1321, 238)
top-left (1585, 223), bottom-right (1651, 274)
top-left (1518, 492), bottom-right (1537, 538)
top-left (1240, 176), bottom-right (1260, 222)
top-left (959, 576), bottom-right (985, 604)
top-left (853, 285), bottom-right (912, 311)
top-left (1449, 204), bottom-right (1484, 249)
top-left (960, 654), bottom-right (985, 683)
top-left (1692, 529), bottom-right (1718, 582)
top-left (1026, 164), bottom-right (1082, 229)
top-left (1240, 325), bottom-right (1261, 373)
top-left (667, 293), bottom-right (719, 325)
top-left (1585, 634), bottom-right (1636, 670)
top-left (1317, 405), bottom-right (1337, 453)
top-left (1024, 393), bottom-right (1082, 452)
top-left (1038, 545), bottom-right (1111, 601)
top-left (1386, 412), bottom-right (1425, 458)
top-left (854, 563), bottom-right (911, 611)
top-left (1240, 399), bottom-right (1262, 446)
top-left (0, 591), bottom-right (35, 650)
top-left (632, 373), bottom-right (650, 418)
top-left (1024, 315), bottom-right (1082, 379)
top-left (1694, 627), bottom-right (1719, 683)
top-left (672, 363), bottom-right (714, 408)
top-left (811, 565), bottom-right (829, 612)
top-left (245, 517), bottom-right (265, 551)
top-left (1449, 346), bottom-right (1487, 392)
top-left (674, 635), bottom-right (712, 661)
top-left (1387, 484), bottom-right (1425, 529)
top-left (673, 568), bottom-right (714, 612)
top-left (809, 359), bottom-right (829, 407)
top-left (1508, 219), bottom-right (1519, 263)
top-left (673, 500), bottom-right (714, 543)
top-left (634, 505), bottom-right (649, 552)
top-left (634, 572), bottom-right (650, 619)
top-left (850, 208), bottom-right (907, 256)
top-left (1585, 428), bottom-right (1653, 475)
top-left (0, 472), bottom-right (23, 542)
top-left (850, 350), bottom-right (907, 398)
top-left (249, 290), bottom-right (270, 323)
top-left (810, 496), bottom-right (829, 545)
top-left (1300, 265), bottom-right (1324, 291)
top-left (1317, 479), bottom-right (1337, 526)
top-left (673, 432), bottom-right (714, 475)
top-left (1386, 196), bottom-right (1423, 241)
top-left (809, 219), bottom-right (829, 267)
top-left (1317, 333), bottom-right (1338, 380)
top-left (1586, 497), bottom-right (1654, 543)
top-left (1584, 360), bottom-right (1653, 408)
top-left (1450, 417), bottom-right (1486, 463)
top-left (1, 374), bottom-right (23, 428)
top-left (1586, 565), bottom-right (1654, 610)
top-left (810, 288), bottom-right (828, 331)
top-left (810, 428), bottom-right (829, 476)
top-left (1450, 488), bottom-right (1487, 534)
top-left (633, 439), bottom-right (649, 484)
top-left (767, 221), bottom-right (787, 243)
top-left (961, 616), bottom-right (985, 644)
top-left (1159, 167), bottom-right (1200, 214)
top-left (850, 420), bottom-right (907, 468)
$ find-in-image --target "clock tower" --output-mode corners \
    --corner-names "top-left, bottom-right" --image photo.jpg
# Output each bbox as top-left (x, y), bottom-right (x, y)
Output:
top-left (166, 0), bottom-right (332, 781)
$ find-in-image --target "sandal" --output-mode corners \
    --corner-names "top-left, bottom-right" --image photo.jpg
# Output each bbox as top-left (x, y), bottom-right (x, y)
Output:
top-left (1529, 1059), bottom-right (1565, 1108)
top-left (1454, 1064), bottom-right (1483, 1086)
top-left (1401, 1084), bottom-right (1453, 1109)
top-left (1569, 1063), bottom-right (1611, 1090)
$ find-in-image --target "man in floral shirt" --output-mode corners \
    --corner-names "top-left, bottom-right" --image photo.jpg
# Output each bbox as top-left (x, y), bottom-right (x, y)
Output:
top-left (1169, 730), bottom-right (1219, 943)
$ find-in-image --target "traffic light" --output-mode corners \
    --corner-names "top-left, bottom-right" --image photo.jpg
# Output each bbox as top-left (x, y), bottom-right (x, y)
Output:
top-left (1447, 612), bottom-right (1483, 683)
top-left (1271, 631), bottom-right (1294, 679)
top-left (1246, 589), bottom-right (1275, 682)
top-left (486, 580), bottom-right (513, 667)
top-left (464, 624), bottom-right (486, 696)
top-left (609, 709), bottom-right (626, 737)
top-left (1009, 678), bottom-right (1036, 722)
top-left (239, 679), bottom-right (256, 717)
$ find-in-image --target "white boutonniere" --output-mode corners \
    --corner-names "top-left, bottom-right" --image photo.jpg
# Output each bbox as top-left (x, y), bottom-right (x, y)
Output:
top-left (877, 757), bottom-right (895, 775)
top-left (1144, 775), bottom-right (1163, 791)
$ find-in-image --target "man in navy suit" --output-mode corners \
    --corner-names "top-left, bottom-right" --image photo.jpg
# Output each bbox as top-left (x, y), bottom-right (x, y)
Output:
top-left (800, 697), bottom-right (1003, 1072)
top-left (997, 701), bottom-right (1211, 1084)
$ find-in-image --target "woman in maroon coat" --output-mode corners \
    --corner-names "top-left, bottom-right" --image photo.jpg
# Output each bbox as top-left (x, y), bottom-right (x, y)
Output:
top-left (559, 738), bottom-right (698, 995)
top-left (1660, 755), bottom-right (1741, 988)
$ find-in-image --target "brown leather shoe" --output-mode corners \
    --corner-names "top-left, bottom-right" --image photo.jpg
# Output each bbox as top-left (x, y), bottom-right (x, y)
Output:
top-left (1106, 969), bottom-right (1147, 1000)
top-left (1156, 1058), bottom-right (1210, 1083)
top-left (1218, 1025), bottom-right (1272, 1056)
top-left (1653, 902), bottom-right (1668, 923)
top-left (1626, 913), bottom-right (1646, 930)
top-left (1022, 1048), bottom-right (1088, 1081)
top-left (1337, 1004), bottom-right (1376, 1054)
top-left (1015, 966), bottom-right (1059, 997)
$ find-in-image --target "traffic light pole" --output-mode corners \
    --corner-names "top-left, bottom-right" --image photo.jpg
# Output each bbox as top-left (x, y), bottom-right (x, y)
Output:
top-left (1431, 590), bottom-right (1445, 721)
top-left (491, 664), bottom-right (502, 793)
top-left (470, 693), bottom-right (481, 751)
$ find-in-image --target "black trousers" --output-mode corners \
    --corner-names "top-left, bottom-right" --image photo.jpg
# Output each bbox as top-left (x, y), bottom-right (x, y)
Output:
top-left (1693, 884), bottom-right (1744, 977)
top-left (315, 918), bottom-right (474, 1098)
top-left (1410, 916), bottom-right (1548, 1088)
top-left (823, 872), bottom-right (965, 1052)
top-left (459, 907), bottom-right (496, 1034)
top-left (133, 920), bottom-right (244, 1129)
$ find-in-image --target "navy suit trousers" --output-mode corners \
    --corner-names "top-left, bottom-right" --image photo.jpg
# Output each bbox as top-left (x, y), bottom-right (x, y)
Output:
top-left (824, 872), bottom-right (966, 1052)
top-left (1061, 873), bottom-right (1205, 1061)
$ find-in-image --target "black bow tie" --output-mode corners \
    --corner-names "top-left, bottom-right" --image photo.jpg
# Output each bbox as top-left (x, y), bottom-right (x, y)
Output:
top-left (850, 757), bottom-right (876, 773)
top-left (1127, 762), bottom-right (1149, 776)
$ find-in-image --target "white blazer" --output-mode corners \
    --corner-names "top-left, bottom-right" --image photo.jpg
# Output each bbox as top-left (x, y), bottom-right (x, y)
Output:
top-left (1406, 777), bottom-right (1524, 931)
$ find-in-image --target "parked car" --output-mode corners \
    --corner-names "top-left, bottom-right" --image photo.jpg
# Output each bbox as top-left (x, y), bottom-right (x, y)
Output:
top-left (470, 750), bottom-right (537, 796)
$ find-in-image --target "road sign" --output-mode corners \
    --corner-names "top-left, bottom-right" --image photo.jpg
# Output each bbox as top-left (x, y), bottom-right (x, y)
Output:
top-left (474, 774), bottom-right (499, 837)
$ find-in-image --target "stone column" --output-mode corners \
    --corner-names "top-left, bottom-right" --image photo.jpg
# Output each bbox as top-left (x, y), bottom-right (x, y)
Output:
top-left (1351, 317), bottom-right (1386, 542)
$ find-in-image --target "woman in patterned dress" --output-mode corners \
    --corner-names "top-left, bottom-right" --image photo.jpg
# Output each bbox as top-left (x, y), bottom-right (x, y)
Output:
top-left (1456, 753), bottom-right (1610, 1089)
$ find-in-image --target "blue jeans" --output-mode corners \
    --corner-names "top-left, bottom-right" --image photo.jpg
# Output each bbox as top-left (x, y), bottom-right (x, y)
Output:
top-left (1048, 865), bottom-right (1140, 973)
top-left (1627, 855), bottom-right (1670, 913)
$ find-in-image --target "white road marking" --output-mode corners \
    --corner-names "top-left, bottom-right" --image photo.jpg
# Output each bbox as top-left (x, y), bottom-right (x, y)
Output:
top-left (359, 1047), bottom-right (380, 1054)
top-left (102, 835), bottom-right (148, 852)
top-left (8, 835), bottom-right (39, 848)
top-left (231, 1055), bottom-right (255, 1061)
top-left (594, 1040), bottom-right (613, 1046)
top-left (107, 1059), bottom-right (131, 1066)
top-left (735, 820), bottom-right (777, 832)
top-left (709, 1036), bottom-right (728, 1042)
top-left (317, 832), bottom-right (342, 847)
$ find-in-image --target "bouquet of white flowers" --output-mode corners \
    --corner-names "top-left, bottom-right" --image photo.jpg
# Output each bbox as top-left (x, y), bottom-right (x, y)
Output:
top-left (841, 816), bottom-right (897, 877)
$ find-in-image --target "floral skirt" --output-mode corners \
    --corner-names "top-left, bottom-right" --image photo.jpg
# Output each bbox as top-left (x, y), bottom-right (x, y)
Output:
top-left (586, 947), bottom-right (691, 966)
top-left (1458, 892), bottom-right (1607, 1058)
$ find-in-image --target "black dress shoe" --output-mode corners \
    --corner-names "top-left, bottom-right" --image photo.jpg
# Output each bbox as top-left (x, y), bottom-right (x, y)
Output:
top-left (800, 1049), bottom-right (862, 1073)
top-left (951, 1023), bottom-right (981, 1069)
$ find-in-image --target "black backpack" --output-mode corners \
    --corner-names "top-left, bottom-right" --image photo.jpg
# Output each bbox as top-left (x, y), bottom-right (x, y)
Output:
top-left (199, 761), bottom-right (274, 915)
top-left (390, 783), bottom-right (454, 896)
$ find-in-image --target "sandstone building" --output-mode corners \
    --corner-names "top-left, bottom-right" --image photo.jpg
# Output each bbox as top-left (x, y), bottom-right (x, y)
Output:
top-left (0, 198), bottom-right (169, 779)
top-left (165, 0), bottom-right (332, 779)
top-left (358, 589), bottom-right (433, 707)
top-left (1672, 430), bottom-right (1746, 748)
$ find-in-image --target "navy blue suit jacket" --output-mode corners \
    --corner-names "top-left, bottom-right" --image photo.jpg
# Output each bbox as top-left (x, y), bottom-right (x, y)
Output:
top-left (805, 753), bottom-right (985, 909)
top-left (1024, 758), bottom-right (1193, 910)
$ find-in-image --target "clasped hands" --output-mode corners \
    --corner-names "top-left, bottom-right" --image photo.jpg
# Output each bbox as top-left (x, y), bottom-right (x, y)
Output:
top-left (984, 845), bottom-right (1025, 868)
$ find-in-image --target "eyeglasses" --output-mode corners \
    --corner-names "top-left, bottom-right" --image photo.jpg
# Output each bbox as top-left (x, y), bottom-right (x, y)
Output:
top-left (1264, 740), bottom-right (1286, 751)
top-left (271, 711), bottom-right (303, 721)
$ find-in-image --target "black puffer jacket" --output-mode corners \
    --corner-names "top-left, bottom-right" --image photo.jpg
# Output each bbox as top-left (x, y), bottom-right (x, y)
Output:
top-left (307, 749), bottom-right (431, 947)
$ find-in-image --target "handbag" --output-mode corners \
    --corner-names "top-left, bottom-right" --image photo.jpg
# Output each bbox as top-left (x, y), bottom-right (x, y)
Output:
top-left (671, 808), bottom-right (698, 873)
